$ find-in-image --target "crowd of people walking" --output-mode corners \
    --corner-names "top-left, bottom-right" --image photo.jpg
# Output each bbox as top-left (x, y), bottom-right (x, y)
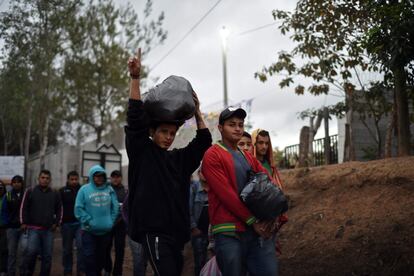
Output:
top-left (0, 49), bottom-right (287, 276)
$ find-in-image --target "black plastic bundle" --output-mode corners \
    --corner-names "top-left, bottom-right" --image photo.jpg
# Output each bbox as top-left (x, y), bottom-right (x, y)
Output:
top-left (240, 172), bottom-right (288, 220)
top-left (143, 75), bottom-right (195, 125)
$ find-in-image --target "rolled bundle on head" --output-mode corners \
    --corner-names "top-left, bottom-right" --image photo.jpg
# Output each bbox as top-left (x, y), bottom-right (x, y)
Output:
top-left (143, 75), bottom-right (196, 126)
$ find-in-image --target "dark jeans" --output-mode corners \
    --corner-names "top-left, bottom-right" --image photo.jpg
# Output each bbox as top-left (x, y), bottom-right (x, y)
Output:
top-left (128, 237), bottom-right (148, 276)
top-left (7, 228), bottom-right (25, 276)
top-left (143, 233), bottom-right (183, 276)
top-left (214, 228), bottom-right (278, 276)
top-left (81, 231), bottom-right (111, 276)
top-left (21, 228), bottom-right (54, 276)
top-left (104, 221), bottom-right (126, 276)
top-left (0, 228), bottom-right (8, 273)
top-left (191, 233), bottom-right (209, 276)
top-left (61, 223), bottom-right (84, 274)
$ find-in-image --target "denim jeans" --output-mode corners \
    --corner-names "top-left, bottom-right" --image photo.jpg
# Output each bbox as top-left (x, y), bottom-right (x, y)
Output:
top-left (81, 231), bottom-right (111, 276)
top-left (104, 221), bottom-right (127, 276)
top-left (128, 237), bottom-right (148, 276)
top-left (21, 228), bottom-right (54, 276)
top-left (6, 228), bottom-right (26, 276)
top-left (191, 233), bottom-right (209, 276)
top-left (214, 228), bottom-right (278, 276)
top-left (61, 223), bottom-right (84, 274)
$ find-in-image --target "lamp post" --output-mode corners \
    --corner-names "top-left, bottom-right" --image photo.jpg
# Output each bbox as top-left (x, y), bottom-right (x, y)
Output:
top-left (220, 26), bottom-right (230, 108)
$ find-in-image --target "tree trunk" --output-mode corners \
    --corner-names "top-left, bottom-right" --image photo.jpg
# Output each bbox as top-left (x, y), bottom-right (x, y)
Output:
top-left (324, 107), bottom-right (330, 165)
top-left (345, 90), bottom-right (356, 161)
top-left (299, 126), bottom-right (310, 168)
top-left (393, 66), bottom-right (411, 156)
top-left (308, 113), bottom-right (323, 166)
top-left (24, 100), bottom-right (34, 182)
top-left (96, 126), bottom-right (102, 147)
top-left (374, 120), bottom-right (382, 159)
top-left (0, 116), bottom-right (7, 155)
top-left (308, 117), bottom-right (315, 166)
top-left (39, 117), bottom-right (50, 170)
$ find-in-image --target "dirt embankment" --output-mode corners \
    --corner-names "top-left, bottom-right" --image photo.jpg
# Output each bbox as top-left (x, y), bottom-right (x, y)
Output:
top-left (278, 157), bottom-right (414, 276)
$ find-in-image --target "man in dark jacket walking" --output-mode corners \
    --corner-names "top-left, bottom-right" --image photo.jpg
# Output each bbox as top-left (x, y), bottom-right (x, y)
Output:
top-left (1, 175), bottom-right (25, 276)
top-left (20, 169), bottom-right (62, 276)
top-left (126, 49), bottom-right (212, 276)
top-left (59, 171), bottom-right (84, 276)
top-left (104, 170), bottom-right (127, 276)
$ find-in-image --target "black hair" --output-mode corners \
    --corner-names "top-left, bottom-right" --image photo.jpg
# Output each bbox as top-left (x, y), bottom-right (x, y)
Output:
top-left (110, 170), bottom-right (122, 177)
top-left (11, 175), bottom-right (24, 184)
top-left (67, 171), bottom-right (79, 179)
top-left (242, 131), bottom-right (251, 139)
top-left (39, 169), bottom-right (51, 177)
top-left (258, 130), bottom-right (270, 138)
top-left (150, 121), bottom-right (181, 132)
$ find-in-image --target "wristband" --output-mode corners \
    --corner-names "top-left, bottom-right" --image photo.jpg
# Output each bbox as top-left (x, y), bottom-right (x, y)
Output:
top-left (130, 74), bottom-right (140, 79)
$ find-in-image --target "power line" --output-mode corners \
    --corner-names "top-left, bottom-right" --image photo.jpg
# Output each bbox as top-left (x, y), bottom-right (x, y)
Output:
top-left (149, 0), bottom-right (223, 72)
top-left (235, 21), bottom-right (281, 37)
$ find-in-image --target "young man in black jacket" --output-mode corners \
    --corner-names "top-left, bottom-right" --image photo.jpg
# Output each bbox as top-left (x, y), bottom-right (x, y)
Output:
top-left (20, 169), bottom-right (62, 276)
top-left (59, 171), bottom-right (84, 276)
top-left (126, 49), bottom-right (212, 276)
top-left (1, 175), bottom-right (24, 276)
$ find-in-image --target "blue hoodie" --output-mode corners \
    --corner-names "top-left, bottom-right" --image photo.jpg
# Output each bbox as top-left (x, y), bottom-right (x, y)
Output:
top-left (75, 165), bottom-right (119, 235)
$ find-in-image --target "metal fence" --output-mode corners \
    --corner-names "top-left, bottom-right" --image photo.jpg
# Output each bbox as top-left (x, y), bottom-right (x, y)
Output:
top-left (283, 134), bottom-right (338, 168)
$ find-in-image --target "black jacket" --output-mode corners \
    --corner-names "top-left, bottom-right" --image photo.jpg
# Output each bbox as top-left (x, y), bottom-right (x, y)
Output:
top-left (125, 99), bottom-right (212, 247)
top-left (21, 185), bottom-right (62, 228)
top-left (2, 189), bottom-right (24, 228)
top-left (59, 184), bottom-right (81, 224)
top-left (112, 184), bottom-right (127, 204)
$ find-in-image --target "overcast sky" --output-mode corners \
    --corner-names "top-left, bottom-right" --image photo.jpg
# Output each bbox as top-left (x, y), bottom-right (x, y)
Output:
top-left (123, 0), bottom-right (343, 149)
top-left (0, 0), bottom-right (344, 149)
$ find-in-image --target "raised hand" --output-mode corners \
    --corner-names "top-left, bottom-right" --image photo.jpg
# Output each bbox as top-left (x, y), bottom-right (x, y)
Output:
top-left (128, 48), bottom-right (141, 79)
top-left (128, 48), bottom-right (142, 100)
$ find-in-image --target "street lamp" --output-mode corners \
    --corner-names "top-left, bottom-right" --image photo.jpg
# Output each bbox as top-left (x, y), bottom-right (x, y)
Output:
top-left (220, 26), bottom-right (230, 108)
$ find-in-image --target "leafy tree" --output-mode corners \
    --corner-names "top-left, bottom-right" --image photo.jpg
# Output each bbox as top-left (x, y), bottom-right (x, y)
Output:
top-left (363, 0), bottom-right (414, 156)
top-left (257, 0), bottom-right (413, 158)
top-left (0, 0), bottom-right (81, 170)
top-left (62, 0), bottom-right (167, 145)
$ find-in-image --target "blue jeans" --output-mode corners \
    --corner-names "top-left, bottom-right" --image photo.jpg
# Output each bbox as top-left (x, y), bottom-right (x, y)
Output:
top-left (191, 234), bottom-right (209, 276)
top-left (214, 228), bottom-right (278, 276)
top-left (81, 231), bottom-right (111, 276)
top-left (6, 228), bottom-right (26, 276)
top-left (21, 228), bottom-right (54, 276)
top-left (61, 223), bottom-right (84, 274)
top-left (128, 237), bottom-right (147, 276)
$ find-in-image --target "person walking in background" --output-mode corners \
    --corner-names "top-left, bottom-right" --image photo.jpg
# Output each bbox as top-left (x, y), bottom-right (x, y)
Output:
top-left (1, 175), bottom-right (25, 276)
top-left (59, 171), bottom-right (84, 276)
top-left (20, 170), bottom-right (62, 276)
top-left (251, 129), bottom-right (288, 255)
top-left (251, 129), bottom-right (283, 187)
top-left (189, 170), bottom-right (210, 276)
top-left (75, 165), bottom-right (119, 276)
top-left (237, 131), bottom-right (253, 154)
top-left (121, 192), bottom-right (148, 276)
top-left (0, 181), bottom-right (8, 276)
top-left (202, 107), bottom-right (279, 276)
top-left (104, 170), bottom-right (127, 276)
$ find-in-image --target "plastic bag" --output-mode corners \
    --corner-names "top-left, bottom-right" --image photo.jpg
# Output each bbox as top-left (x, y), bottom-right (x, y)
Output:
top-left (143, 75), bottom-right (195, 124)
top-left (240, 172), bottom-right (288, 220)
top-left (200, 256), bottom-right (222, 276)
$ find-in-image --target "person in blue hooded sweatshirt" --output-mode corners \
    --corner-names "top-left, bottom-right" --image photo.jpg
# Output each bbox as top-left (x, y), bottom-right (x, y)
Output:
top-left (75, 165), bottom-right (119, 276)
